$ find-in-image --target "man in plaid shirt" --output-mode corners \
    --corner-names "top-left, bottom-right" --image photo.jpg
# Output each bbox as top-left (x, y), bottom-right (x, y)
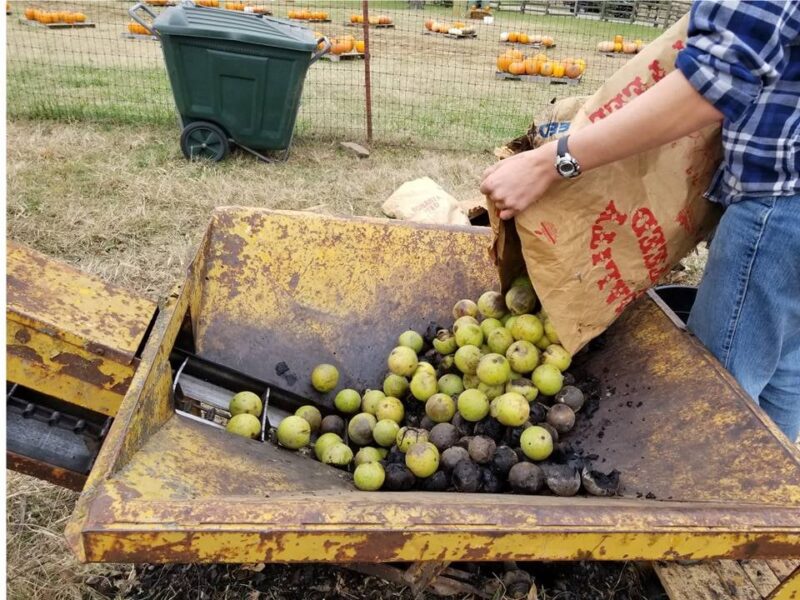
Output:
top-left (481, 1), bottom-right (799, 440)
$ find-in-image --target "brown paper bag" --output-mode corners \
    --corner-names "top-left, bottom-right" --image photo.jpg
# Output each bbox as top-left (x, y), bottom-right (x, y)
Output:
top-left (383, 177), bottom-right (471, 226)
top-left (490, 15), bottom-right (723, 354)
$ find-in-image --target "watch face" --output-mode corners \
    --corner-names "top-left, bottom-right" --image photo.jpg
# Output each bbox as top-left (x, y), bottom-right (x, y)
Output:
top-left (558, 161), bottom-right (575, 176)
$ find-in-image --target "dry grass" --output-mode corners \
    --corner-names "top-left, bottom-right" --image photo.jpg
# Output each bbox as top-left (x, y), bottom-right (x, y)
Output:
top-left (6, 471), bottom-right (130, 600)
top-left (7, 119), bottom-right (493, 296)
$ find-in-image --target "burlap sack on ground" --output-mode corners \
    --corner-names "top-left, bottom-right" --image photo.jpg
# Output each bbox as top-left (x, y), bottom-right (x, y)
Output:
top-left (383, 177), bottom-right (470, 226)
top-left (490, 15), bottom-right (723, 354)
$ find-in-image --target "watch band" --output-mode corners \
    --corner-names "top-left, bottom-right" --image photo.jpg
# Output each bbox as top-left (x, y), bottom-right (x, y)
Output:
top-left (557, 134), bottom-right (569, 158)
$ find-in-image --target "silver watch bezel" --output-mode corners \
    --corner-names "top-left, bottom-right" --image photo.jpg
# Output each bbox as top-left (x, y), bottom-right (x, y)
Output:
top-left (555, 151), bottom-right (582, 179)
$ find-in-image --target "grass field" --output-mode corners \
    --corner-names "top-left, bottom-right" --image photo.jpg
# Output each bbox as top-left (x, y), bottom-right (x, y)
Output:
top-left (7, 0), bottom-right (669, 149)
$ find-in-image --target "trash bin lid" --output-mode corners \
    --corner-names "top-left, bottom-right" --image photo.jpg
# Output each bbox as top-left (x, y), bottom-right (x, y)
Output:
top-left (154, 4), bottom-right (318, 52)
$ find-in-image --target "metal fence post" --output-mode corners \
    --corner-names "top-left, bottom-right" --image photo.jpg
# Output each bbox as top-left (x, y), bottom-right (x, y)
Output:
top-left (361, 0), bottom-right (373, 145)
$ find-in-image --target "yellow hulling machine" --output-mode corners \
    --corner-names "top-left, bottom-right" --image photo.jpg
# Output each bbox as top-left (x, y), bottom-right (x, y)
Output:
top-left (6, 208), bottom-right (800, 598)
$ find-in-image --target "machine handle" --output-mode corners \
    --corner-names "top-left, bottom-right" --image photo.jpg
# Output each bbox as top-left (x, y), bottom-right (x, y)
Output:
top-left (310, 36), bottom-right (331, 64)
top-left (128, 2), bottom-right (158, 36)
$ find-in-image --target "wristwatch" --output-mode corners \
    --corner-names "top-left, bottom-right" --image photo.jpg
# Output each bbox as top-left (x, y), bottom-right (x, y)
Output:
top-left (554, 135), bottom-right (582, 179)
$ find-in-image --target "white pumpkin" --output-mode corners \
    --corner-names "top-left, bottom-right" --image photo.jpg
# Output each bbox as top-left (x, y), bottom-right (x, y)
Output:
top-left (449, 28), bottom-right (463, 35)
top-left (500, 31), bottom-right (509, 42)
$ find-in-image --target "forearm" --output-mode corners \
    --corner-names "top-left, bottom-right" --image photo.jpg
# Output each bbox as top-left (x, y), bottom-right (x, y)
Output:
top-left (568, 69), bottom-right (723, 172)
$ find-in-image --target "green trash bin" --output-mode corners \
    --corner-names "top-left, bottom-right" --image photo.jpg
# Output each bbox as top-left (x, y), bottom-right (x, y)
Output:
top-left (130, 2), bottom-right (329, 161)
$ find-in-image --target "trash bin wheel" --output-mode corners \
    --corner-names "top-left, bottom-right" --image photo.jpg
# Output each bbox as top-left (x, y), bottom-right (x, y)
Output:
top-left (180, 121), bottom-right (230, 162)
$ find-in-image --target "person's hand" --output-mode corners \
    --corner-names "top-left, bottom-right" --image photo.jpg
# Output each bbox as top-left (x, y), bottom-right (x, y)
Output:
top-left (480, 142), bottom-right (560, 220)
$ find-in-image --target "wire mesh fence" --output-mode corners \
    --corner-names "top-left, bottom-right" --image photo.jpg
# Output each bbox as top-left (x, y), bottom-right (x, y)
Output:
top-left (6, 0), bottom-right (689, 150)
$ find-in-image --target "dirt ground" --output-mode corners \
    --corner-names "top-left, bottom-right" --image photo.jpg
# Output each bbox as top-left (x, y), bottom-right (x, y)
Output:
top-left (6, 118), bottom-right (708, 600)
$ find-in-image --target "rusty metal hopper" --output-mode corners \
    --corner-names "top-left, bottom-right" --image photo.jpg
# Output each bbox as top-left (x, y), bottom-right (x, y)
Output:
top-left (66, 208), bottom-right (800, 565)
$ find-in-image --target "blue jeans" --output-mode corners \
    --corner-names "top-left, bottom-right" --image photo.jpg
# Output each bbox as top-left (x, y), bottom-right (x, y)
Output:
top-left (688, 194), bottom-right (800, 442)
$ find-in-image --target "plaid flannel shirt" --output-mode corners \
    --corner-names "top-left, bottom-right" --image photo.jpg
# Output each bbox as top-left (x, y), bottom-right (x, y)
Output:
top-left (675, 0), bottom-right (800, 205)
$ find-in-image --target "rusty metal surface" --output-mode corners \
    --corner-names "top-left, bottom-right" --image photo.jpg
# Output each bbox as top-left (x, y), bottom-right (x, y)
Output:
top-left (571, 299), bottom-right (800, 505)
top-left (6, 242), bottom-right (156, 416)
top-left (769, 566), bottom-right (800, 600)
top-left (7, 451), bottom-right (86, 491)
top-left (7, 320), bottom-right (137, 416)
top-left (67, 209), bottom-right (800, 565)
top-left (6, 241), bottom-right (156, 364)
top-left (194, 209), bottom-right (498, 409)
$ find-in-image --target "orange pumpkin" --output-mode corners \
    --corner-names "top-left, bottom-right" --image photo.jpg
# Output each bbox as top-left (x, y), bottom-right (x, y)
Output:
top-left (226, 2), bottom-right (245, 10)
top-left (350, 13), bottom-right (359, 23)
top-left (378, 15), bottom-right (391, 24)
top-left (613, 42), bottom-right (623, 52)
top-left (508, 61), bottom-right (526, 76)
top-left (453, 21), bottom-right (465, 28)
top-left (565, 63), bottom-right (582, 79)
top-left (424, 18), bottom-right (433, 30)
top-left (539, 61), bottom-right (554, 77)
top-left (552, 63), bottom-right (566, 78)
top-left (64, 12), bottom-right (78, 23)
top-left (38, 11), bottom-right (53, 23)
top-left (507, 49), bottom-right (524, 60)
top-left (331, 39), bottom-right (349, 54)
top-left (523, 58), bottom-right (540, 75)
top-left (73, 12), bottom-right (86, 22)
top-left (531, 53), bottom-right (547, 62)
top-left (496, 54), bottom-right (513, 72)
top-left (541, 36), bottom-right (555, 47)
top-left (287, 9), bottom-right (297, 18)
top-left (24, 7), bottom-right (36, 19)
top-left (613, 34), bottom-right (623, 44)
top-left (508, 31), bottom-right (519, 43)
top-left (355, 40), bottom-right (365, 53)
top-left (519, 33), bottom-right (529, 44)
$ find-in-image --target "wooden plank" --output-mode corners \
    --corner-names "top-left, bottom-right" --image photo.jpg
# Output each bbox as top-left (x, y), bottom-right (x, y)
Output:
top-left (712, 561), bottom-right (763, 600)
top-left (768, 561), bottom-right (800, 582)
top-left (495, 71), bottom-right (581, 85)
top-left (345, 22), bottom-right (395, 28)
top-left (741, 561), bottom-right (782, 598)
top-left (18, 18), bottom-right (96, 28)
top-left (320, 52), bottom-right (365, 62)
top-left (655, 562), bottom-right (762, 600)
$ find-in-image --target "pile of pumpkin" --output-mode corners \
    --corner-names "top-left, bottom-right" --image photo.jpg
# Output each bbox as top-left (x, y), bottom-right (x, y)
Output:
top-left (324, 34), bottom-right (366, 55)
top-left (497, 49), bottom-right (585, 79)
top-left (597, 34), bottom-right (644, 54)
top-left (127, 21), bottom-right (151, 35)
top-left (500, 32), bottom-right (555, 47)
top-left (288, 8), bottom-right (328, 21)
top-left (23, 7), bottom-right (86, 23)
top-left (424, 19), bottom-right (476, 36)
top-left (350, 14), bottom-right (393, 25)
